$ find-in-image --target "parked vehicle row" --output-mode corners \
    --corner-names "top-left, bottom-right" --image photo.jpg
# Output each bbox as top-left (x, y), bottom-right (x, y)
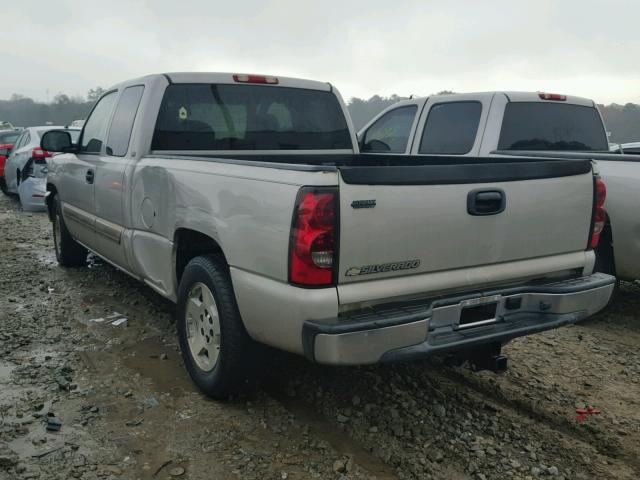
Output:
top-left (358, 91), bottom-right (640, 282)
top-left (1, 126), bottom-right (80, 210)
top-left (38, 72), bottom-right (615, 398)
top-left (0, 129), bottom-right (21, 194)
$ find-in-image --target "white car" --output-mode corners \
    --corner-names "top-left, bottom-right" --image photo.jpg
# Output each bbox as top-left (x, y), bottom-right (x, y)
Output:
top-left (4, 126), bottom-right (80, 209)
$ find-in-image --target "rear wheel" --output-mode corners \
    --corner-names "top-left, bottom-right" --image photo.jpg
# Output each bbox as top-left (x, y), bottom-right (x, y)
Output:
top-left (0, 177), bottom-right (7, 195)
top-left (177, 254), bottom-right (260, 399)
top-left (52, 195), bottom-right (87, 267)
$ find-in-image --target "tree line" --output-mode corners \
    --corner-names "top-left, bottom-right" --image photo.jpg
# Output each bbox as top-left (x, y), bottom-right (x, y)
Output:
top-left (0, 89), bottom-right (638, 144)
top-left (0, 88), bottom-right (105, 129)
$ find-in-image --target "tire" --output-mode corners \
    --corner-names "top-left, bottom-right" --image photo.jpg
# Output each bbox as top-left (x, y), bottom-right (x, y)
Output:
top-left (177, 254), bottom-right (260, 399)
top-left (52, 195), bottom-right (88, 267)
top-left (0, 177), bottom-right (7, 195)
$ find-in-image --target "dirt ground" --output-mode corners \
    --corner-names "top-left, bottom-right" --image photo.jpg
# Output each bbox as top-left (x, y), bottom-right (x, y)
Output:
top-left (1, 192), bottom-right (639, 480)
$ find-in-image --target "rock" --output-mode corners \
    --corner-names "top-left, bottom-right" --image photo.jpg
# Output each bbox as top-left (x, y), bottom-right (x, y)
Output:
top-left (160, 353), bottom-right (168, 360)
top-left (433, 404), bottom-right (446, 418)
top-left (169, 466), bottom-right (185, 476)
top-left (333, 459), bottom-right (347, 474)
top-left (336, 414), bottom-right (349, 423)
top-left (0, 443), bottom-right (18, 468)
top-left (531, 466), bottom-right (542, 476)
top-left (548, 466), bottom-right (559, 476)
top-left (427, 449), bottom-right (444, 463)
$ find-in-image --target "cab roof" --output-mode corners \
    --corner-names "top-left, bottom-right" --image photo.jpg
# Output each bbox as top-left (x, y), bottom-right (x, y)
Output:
top-left (408, 91), bottom-right (596, 107)
top-left (112, 72), bottom-right (333, 92)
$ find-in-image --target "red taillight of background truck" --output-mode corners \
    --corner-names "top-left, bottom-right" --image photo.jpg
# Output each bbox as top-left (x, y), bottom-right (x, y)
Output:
top-left (289, 187), bottom-right (339, 287)
top-left (589, 176), bottom-right (607, 249)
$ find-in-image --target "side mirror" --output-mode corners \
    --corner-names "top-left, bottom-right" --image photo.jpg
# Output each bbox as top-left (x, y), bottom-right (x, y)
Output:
top-left (41, 130), bottom-right (75, 153)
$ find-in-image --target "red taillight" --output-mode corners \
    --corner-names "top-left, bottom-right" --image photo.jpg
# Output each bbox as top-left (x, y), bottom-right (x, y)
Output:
top-left (289, 187), bottom-right (338, 287)
top-left (590, 176), bottom-right (607, 249)
top-left (538, 92), bottom-right (567, 101)
top-left (32, 148), bottom-right (52, 159)
top-left (233, 73), bottom-right (279, 85)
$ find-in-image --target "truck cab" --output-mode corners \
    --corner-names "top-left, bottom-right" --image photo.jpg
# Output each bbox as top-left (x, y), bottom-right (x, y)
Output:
top-left (358, 92), bottom-right (608, 157)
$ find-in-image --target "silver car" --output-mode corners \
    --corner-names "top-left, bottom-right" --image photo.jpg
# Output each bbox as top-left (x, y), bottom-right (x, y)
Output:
top-left (4, 126), bottom-right (80, 209)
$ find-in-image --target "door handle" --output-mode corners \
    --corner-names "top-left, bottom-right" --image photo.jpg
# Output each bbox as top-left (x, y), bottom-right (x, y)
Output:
top-left (467, 189), bottom-right (506, 216)
top-left (85, 169), bottom-right (94, 184)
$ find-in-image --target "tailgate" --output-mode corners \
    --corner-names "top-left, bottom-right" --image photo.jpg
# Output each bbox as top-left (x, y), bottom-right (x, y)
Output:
top-left (337, 159), bottom-right (594, 284)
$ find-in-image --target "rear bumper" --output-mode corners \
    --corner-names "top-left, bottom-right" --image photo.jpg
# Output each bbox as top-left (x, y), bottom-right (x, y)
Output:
top-left (302, 273), bottom-right (615, 365)
top-left (18, 177), bottom-right (46, 212)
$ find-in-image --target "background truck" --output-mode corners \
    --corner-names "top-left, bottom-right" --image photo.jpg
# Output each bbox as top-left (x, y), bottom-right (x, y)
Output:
top-left (41, 75), bottom-right (614, 398)
top-left (358, 91), bottom-right (640, 283)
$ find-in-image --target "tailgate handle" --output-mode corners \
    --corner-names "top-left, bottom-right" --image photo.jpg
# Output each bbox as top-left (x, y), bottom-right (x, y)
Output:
top-left (467, 189), bottom-right (506, 216)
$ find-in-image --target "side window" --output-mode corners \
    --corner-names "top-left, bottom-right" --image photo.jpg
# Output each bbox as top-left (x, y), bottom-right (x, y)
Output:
top-left (19, 132), bottom-right (31, 149)
top-left (419, 102), bottom-right (482, 155)
top-left (361, 106), bottom-right (418, 153)
top-left (81, 92), bottom-right (118, 154)
top-left (106, 86), bottom-right (145, 157)
top-left (13, 133), bottom-right (25, 150)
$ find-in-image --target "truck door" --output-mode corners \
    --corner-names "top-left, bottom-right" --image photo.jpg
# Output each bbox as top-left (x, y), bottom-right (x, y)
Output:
top-left (59, 91), bottom-right (118, 251)
top-left (93, 85), bottom-right (145, 271)
top-left (409, 93), bottom-right (493, 156)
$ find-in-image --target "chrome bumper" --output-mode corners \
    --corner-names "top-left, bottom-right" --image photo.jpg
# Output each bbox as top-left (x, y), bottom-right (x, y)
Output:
top-left (302, 273), bottom-right (615, 365)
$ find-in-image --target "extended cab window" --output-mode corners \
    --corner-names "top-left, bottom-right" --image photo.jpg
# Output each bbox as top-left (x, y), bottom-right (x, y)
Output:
top-left (498, 103), bottom-right (608, 151)
top-left (419, 102), bottom-right (482, 154)
top-left (107, 86), bottom-right (145, 156)
top-left (151, 84), bottom-right (351, 151)
top-left (361, 106), bottom-right (417, 153)
top-left (81, 92), bottom-right (118, 154)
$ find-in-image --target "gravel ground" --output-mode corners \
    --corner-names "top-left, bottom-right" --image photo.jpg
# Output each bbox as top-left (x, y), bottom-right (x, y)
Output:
top-left (1, 192), bottom-right (639, 480)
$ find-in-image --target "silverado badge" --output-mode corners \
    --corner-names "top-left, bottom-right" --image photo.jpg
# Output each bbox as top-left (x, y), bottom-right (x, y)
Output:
top-left (346, 259), bottom-right (421, 276)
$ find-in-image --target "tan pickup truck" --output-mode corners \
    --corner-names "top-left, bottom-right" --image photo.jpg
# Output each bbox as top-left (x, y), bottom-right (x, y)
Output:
top-left (41, 74), bottom-right (614, 398)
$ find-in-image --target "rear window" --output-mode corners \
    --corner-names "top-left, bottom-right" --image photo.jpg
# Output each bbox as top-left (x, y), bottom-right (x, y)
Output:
top-left (498, 103), bottom-right (608, 151)
top-left (419, 101), bottom-right (482, 154)
top-left (151, 84), bottom-right (352, 151)
top-left (0, 132), bottom-right (19, 145)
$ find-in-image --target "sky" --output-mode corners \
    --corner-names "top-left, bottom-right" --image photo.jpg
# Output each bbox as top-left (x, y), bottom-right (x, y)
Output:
top-left (1, 0), bottom-right (639, 105)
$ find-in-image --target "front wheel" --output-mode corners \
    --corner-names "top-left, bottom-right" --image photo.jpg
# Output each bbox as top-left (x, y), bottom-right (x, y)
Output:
top-left (177, 254), bottom-right (260, 399)
top-left (52, 195), bottom-right (87, 267)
